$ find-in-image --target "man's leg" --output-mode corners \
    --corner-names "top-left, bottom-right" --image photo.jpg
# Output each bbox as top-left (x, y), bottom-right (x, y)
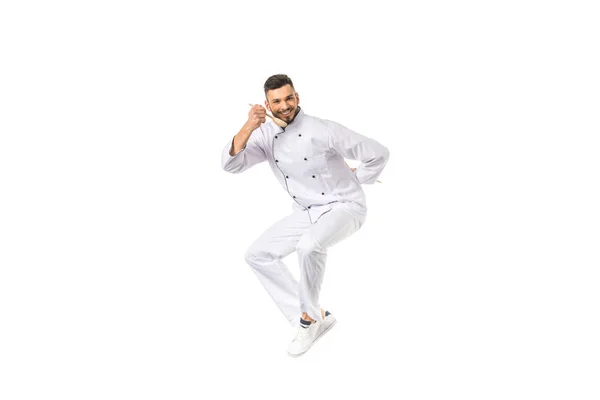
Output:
top-left (244, 210), bottom-right (311, 326)
top-left (296, 203), bottom-right (367, 323)
top-left (286, 203), bottom-right (367, 356)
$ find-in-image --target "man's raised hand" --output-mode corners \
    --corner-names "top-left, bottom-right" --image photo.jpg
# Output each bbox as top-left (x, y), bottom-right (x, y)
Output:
top-left (246, 104), bottom-right (267, 131)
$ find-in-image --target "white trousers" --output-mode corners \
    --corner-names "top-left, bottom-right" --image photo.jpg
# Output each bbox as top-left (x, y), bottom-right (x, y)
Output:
top-left (244, 202), bottom-right (367, 326)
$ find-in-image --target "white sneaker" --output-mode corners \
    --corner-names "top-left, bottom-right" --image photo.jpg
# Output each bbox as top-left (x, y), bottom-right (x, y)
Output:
top-left (316, 311), bottom-right (337, 340)
top-left (287, 312), bottom-right (337, 357)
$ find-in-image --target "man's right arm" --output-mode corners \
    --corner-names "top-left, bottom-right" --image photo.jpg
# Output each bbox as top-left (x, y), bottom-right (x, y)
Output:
top-left (229, 124), bottom-right (255, 156)
top-left (221, 105), bottom-right (268, 173)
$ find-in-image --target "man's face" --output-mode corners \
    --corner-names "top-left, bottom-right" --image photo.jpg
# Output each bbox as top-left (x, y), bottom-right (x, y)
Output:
top-left (265, 84), bottom-right (300, 124)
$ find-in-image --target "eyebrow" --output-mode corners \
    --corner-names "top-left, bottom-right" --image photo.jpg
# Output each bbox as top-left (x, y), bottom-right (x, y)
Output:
top-left (270, 95), bottom-right (295, 102)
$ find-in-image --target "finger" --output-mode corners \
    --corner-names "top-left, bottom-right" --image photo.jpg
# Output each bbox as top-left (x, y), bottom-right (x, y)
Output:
top-left (250, 108), bottom-right (266, 116)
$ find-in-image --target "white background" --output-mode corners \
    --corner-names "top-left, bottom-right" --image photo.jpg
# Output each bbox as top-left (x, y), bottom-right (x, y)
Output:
top-left (1, 1), bottom-right (599, 399)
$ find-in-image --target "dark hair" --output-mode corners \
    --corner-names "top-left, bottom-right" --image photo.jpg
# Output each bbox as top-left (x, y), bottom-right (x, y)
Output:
top-left (264, 74), bottom-right (295, 96)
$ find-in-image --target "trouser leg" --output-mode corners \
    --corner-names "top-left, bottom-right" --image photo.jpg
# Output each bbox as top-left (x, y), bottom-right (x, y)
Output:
top-left (296, 203), bottom-right (367, 322)
top-left (244, 210), bottom-right (311, 326)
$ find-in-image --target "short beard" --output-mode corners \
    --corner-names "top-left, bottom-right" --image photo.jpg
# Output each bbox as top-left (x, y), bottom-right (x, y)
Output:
top-left (280, 106), bottom-right (299, 124)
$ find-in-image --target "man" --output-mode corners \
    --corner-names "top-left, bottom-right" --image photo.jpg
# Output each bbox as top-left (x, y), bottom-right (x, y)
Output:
top-left (221, 74), bottom-right (389, 356)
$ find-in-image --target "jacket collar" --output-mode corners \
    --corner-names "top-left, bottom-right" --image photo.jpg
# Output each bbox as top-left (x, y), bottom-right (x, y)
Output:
top-left (291, 106), bottom-right (304, 125)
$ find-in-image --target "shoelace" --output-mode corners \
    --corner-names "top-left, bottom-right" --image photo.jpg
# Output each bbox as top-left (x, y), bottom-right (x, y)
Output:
top-left (293, 326), bottom-right (310, 342)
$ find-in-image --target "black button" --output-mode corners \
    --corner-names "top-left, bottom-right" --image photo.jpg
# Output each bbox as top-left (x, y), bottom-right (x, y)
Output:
top-left (275, 159), bottom-right (279, 162)
top-left (312, 175), bottom-right (316, 178)
top-left (298, 134), bottom-right (302, 137)
top-left (308, 206), bottom-right (311, 209)
top-left (286, 176), bottom-right (289, 178)
top-left (304, 157), bottom-right (307, 161)
top-left (275, 136), bottom-right (278, 139)
top-left (322, 192), bottom-right (325, 195)
top-left (293, 196), bottom-right (296, 198)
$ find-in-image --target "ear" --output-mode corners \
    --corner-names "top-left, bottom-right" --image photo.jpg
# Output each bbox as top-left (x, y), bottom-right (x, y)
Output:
top-left (264, 99), bottom-right (272, 112)
top-left (295, 92), bottom-right (300, 104)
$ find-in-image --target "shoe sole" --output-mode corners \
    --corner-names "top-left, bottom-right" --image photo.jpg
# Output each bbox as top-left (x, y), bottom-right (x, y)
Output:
top-left (287, 316), bottom-right (337, 357)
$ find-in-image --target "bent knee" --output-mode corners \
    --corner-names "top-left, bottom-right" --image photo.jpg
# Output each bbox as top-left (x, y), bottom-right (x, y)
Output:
top-left (244, 246), bottom-right (277, 268)
top-left (296, 237), bottom-right (324, 255)
top-left (244, 246), bottom-right (260, 266)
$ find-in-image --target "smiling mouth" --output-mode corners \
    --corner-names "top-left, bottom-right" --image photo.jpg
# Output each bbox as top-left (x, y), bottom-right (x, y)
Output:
top-left (280, 109), bottom-right (292, 117)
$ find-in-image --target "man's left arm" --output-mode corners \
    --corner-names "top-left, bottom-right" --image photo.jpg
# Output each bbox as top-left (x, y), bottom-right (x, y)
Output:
top-left (327, 121), bottom-right (390, 184)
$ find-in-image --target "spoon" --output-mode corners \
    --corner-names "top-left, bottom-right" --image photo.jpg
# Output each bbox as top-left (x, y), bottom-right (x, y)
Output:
top-left (248, 104), bottom-right (288, 128)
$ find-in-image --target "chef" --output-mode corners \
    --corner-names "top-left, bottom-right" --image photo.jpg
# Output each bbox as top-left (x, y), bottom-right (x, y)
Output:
top-left (221, 74), bottom-right (389, 356)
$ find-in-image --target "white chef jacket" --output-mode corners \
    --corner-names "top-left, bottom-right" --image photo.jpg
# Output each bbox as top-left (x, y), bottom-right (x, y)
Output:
top-left (221, 108), bottom-right (389, 223)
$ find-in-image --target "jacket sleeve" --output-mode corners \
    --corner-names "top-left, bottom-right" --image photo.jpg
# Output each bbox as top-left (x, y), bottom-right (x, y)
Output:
top-left (327, 121), bottom-right (390, 185)
top-left (221, 129), bottom-right (267, 174)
